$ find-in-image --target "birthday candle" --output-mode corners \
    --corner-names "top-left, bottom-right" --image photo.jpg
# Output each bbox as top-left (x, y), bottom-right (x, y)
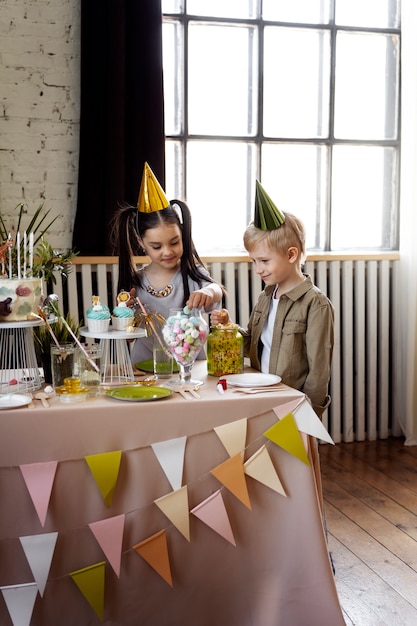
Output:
top-left (8, 233), bottom-right (12, 279)
top-left (17, 231), bottom-right (21, 279)
top-left (29, 232), bottom-right (34, 272)
top-left (23, 231), bottom-right (27, 278)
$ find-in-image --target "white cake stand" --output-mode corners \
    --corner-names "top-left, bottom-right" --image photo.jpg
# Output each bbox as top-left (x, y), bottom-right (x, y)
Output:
top-left (80, 326), bottom-right (146, 385)
top-left (0, 319), bottom-right (43, 393)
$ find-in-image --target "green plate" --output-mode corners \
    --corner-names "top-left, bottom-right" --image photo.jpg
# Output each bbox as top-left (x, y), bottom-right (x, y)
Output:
top-left (106, 386), bottom-right (172, 402)
top-left (134, 359), bottom-right (179, 374)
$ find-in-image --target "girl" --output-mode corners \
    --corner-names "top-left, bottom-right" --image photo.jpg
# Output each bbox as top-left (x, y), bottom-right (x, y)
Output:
top-left (111, 167), bottom-right (222, 364)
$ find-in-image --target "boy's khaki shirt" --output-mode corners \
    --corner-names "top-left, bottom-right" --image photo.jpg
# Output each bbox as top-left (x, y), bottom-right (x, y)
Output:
top-left (240, 275), bottom-right (334, 417)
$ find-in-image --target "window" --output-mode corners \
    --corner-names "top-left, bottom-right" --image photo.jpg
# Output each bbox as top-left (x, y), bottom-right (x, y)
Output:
top-left (162, 0), bottom-right (400, 253)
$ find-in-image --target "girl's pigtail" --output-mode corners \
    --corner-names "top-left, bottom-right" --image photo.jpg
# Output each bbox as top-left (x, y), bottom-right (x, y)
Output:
top-left (110, 205), bottom-right (141, 293)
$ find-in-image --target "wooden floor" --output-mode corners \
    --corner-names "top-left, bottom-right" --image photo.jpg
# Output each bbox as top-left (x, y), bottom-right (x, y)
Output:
top-left (320, 437), bottom-right (417, 626)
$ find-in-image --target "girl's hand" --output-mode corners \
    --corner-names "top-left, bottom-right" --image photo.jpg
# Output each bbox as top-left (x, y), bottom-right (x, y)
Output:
top-left (187, 289), bottom-right (214, 310)
top-left (210, 308), bottom-right (231, 325)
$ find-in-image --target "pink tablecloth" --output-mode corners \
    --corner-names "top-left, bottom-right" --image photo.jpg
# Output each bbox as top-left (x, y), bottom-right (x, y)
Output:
top-left (0, 363), bottom-right (345, 626)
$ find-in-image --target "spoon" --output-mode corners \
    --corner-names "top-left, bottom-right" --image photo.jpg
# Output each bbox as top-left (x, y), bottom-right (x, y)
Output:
top-left (34, 391), bottom-right (51, 408)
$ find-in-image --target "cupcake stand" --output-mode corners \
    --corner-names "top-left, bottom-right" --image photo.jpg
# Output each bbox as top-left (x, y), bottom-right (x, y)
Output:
top-left (0, 319), bottom-right (43, 393)
top-left (80, 326), bottom-right (146, 384)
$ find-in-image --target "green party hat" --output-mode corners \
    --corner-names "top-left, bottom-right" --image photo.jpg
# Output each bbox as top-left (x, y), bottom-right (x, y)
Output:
top-left (254, 180), bottom-right (285, 230)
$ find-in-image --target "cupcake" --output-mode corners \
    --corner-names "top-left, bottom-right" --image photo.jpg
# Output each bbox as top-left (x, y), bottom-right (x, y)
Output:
top-left (86, 296), bottom-right (111, 333)
top-left (111, 290), bottom-right (135, 330)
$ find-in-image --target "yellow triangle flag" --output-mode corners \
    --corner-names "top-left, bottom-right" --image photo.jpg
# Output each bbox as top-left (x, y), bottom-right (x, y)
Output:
top-left (70, 561), bottom-right (105, 621)
top-left (85, 451), bottom-right (122, 506)
top-left (154, 486), bottom-right (190, 541)
top-left (244, 445), bottom-right (287, 496)
top-left (134, 530), bottom-right (173, 587)
top-left (263, 413), bottom-right (310, 466)
top-left (210, 454), bottom-right (251, 509)
top-left (214, 418), bottom-right (247, 458)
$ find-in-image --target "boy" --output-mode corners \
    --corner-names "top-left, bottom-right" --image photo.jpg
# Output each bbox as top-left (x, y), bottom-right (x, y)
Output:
top-left (212, 182), bottom-right (334, 417)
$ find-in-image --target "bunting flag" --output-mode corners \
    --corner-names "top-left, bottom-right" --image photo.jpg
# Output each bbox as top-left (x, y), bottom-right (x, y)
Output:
top-left (191, 489), bottom-right (236, 546)
top-left (244, 445), bottom-right (287, 496)
top-left (154, 485), bottom-right (190, 541)
top-left (70, 561), bottom-right (106, 622)
top-left (85, 451), bottom-right (122, 507)
top-left (264, 412), bottom-right (310, 466)
top-left (88, 514), bottom-right (125, 577)
top-left (214, 418), bottom-right (247, 458)
top-left (285, 398), bottom-right (335, 444)
top-left (271, 398), bottom-right (304, 421)
top-left (19, 461), bottom-right (58, 527)
top-left (210, 453), bottom-right (251, 509)
top-left (151, 436), bottom-right (187, 492)
top-left (134, 530), bottom-right (173, 587)
top-left (19, 532), bottom-right (58, 597)
top-left (0, 583), bottom-right (38, 626)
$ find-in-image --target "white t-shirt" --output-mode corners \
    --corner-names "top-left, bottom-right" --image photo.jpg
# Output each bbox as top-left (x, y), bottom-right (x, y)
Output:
top-left (260, 292), bottom-right (279, 373)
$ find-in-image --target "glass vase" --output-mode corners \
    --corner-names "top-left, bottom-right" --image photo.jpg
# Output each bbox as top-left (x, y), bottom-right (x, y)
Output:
top-left (162, 307), bottom-right (208, 387)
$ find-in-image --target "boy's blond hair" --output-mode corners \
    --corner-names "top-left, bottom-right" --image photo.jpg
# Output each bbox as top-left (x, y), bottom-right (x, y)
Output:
top-left (243, 212), bottom-right (306, 265)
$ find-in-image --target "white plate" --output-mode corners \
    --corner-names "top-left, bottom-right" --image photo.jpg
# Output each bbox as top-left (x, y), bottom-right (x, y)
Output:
top-left (0, 394), bottom-right (32, 410)
top-left (223, 373), bottom-right (282, 388)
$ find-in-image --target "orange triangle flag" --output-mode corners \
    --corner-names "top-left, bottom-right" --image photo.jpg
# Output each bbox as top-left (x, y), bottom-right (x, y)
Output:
top-left (154, 486), bottom-right (190, 541)
top-left (244, 445), bottom-right (287, 496)
top-left (134, 530), bottom-right (173, 587)
top-left (210, 454), bottom-right (251, 509)
top-left (85, 451), bottom-right (122, 506)
top-left (264, 413), bottom-right (310, 466)
top-left (70, 561), bottom-right (106, 621)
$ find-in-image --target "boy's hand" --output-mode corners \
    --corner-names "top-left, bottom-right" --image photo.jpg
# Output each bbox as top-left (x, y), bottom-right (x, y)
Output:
top-left (210, 308), bottom-right (231, 325)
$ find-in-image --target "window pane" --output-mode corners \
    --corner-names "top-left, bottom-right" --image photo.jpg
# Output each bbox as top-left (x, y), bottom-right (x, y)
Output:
top-left (334, 32), bottom-right (399, 140)
top-left (163, 22), bottom-right (184, 136)
top-left (262, 0), bottom-right (330, 24)
top-left (185, 141), bottom-right (257, 252)
top-left (331, 146), bottom-right (396, 249)
top-left (165, 140), bottom-right (185, 199)
top-left (335, 0), bottom-right (400, 28)
top-left (187, 0), bottom-right (258, 19)
top-left (264, 27), bottom-right (330, 139)
top-left (188, 24), bottom-right (258, 136)
top-left (162, 0), bottom-right (184, 13)
top-left (261, 144), bottom-right (328, 250)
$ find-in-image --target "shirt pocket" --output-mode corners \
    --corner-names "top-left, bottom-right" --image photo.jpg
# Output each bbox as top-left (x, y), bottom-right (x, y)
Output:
top-left (281, 319), bottom-right (307, 356)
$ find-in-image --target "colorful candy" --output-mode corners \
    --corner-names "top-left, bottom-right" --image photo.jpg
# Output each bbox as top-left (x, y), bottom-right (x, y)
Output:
top-left (162, 309), bottom-right (208, 365)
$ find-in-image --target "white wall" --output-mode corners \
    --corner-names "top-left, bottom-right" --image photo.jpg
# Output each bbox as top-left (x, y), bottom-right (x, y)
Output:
top-left (0, 0), bottom-right (80, 249)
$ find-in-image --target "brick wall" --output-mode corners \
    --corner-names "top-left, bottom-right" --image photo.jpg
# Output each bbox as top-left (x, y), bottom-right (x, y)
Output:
top-left (0, 0), bottom-right (80, 249)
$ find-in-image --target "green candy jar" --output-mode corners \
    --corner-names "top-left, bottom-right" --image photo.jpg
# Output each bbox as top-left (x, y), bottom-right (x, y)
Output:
top-left (207, 324), bottom-right (244, 376)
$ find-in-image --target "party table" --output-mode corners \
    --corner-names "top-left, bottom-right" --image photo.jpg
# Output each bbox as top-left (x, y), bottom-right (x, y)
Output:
top-left (0, 362), bottom-right (344, 626)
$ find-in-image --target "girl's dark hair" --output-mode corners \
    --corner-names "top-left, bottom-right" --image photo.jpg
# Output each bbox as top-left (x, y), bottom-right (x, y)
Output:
top-left (110, 200), bottom-right (214, 305)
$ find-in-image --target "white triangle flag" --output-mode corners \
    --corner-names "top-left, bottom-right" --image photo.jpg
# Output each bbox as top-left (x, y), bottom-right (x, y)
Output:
top-left (151, 436), bottom-right (187, 491)
top-left (19, 532), bottom-right (58, 597)
top-left (1, 583), bottom-right (38, 626)
top-left (293, 399), bottom-right (334, 444)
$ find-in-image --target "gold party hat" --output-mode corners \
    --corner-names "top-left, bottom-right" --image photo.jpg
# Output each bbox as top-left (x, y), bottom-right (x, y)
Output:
top-left (253, 180), bottom-right (285, 230)
top-left (137, 162), bottom-right (170, 213)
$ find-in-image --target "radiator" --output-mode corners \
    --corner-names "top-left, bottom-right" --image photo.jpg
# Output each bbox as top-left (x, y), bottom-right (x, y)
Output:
top-left (54, 256), bottom-right (398, 444)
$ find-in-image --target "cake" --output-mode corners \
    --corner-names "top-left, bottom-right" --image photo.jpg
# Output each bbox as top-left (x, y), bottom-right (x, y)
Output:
top-left (86, 296), bottom-right (111, 333)
top-left (0, 278), bottom-right (43, 322)
top-left (111, 290), bottom-right (134, 330)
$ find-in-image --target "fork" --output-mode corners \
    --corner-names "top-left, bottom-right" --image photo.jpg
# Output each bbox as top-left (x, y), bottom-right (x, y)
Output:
top-left (171, 385), bottom-right (201, 400)
top-left (232, 386), bottom-right (284, 395)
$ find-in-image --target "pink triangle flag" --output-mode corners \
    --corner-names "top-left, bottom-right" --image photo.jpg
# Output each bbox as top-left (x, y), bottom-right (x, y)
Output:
top-left (151, 436), bottom-right (186, 491)
top-left (89, 514), bottom-right (125, 577)
top-left (214, 418), bottom-right (247, 457)
top-left (244, 445), bottom-right (286, 496)
top-left (19, 532), bottom-right (58, 597)
top-left (272, 398), bottom-right (304, 421)
top-left (19, 461), bottom-right (58, 527)
top-left (191, 489), bottom-right (236, 546)
top-left (154, 486), bottom-right (190, 541)
top-left (0, 582), bottom-right (38, 626)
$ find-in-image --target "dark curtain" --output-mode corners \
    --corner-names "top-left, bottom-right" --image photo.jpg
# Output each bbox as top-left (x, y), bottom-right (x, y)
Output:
top-left (73, 0), bottom-right (165, 254)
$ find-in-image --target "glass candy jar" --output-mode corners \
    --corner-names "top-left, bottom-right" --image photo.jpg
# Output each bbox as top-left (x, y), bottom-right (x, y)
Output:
top-left (207, 324), bottom-right (244, 376)
top-left (162, 307), bottom-right (208, 386)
